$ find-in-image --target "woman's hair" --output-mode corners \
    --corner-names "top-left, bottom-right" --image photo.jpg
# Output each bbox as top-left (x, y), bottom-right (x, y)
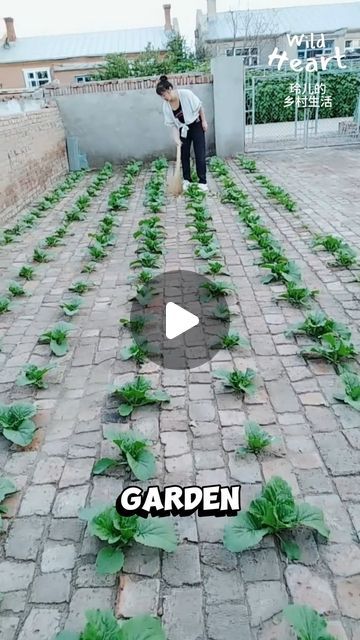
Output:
top-left (156, 75), bottom-right (173, 96)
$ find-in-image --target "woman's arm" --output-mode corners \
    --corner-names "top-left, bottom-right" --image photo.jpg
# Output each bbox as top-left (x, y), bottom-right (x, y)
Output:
top-left (199, 107), bottom-right (208, 132)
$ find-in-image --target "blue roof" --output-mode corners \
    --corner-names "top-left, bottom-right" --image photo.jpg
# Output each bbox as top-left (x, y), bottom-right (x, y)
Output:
top-left (0, 26), bottom-right (171, 63)
top-left (206, 2), bottom-right (360, 40)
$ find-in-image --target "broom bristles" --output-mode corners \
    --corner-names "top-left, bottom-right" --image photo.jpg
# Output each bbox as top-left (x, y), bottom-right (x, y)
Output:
top-left (168, 146), bottom-right (183, 197)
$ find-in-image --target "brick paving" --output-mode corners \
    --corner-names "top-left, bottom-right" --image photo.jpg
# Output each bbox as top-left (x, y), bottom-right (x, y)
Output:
top-left (0, 147), bottom-right (359, 639)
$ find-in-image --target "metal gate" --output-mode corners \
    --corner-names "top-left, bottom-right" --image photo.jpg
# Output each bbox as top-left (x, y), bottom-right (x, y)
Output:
top-left (244, 61), bottom-right (360, 151)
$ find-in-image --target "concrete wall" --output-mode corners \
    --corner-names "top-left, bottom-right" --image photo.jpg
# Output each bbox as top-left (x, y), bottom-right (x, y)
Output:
top-left (55, 83), bottom-right (215, 167)
top-left (212, 56), bottom-right (245, 156)
top-left (0, 106), bottom-right (68, 222)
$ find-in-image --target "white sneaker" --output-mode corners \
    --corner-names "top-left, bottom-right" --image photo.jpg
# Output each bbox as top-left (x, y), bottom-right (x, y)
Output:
top-left (183, 180), bottom-right (191, 192)
top-left (198, 183), bottom-right (208, 192)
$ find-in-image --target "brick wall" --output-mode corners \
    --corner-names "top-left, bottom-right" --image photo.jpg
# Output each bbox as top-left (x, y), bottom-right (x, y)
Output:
top-left (0, 105), bottom-right (68, 223)
top-left (44, 72), bottom-right (213, 96)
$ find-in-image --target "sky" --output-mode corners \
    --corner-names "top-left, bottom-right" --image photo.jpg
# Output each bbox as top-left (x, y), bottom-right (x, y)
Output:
top-left (1, 0), bottom-right (356, 47)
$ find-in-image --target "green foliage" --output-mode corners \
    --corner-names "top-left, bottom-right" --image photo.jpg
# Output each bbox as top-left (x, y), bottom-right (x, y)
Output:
top-left (286, 311), bottom-right (350, 341)
top-left (276, 282), bottom-right (318, 307)
top-left (332, 245), bottom-right (358, 268)
top-left (16, 363), bottom-right (55, 389)
top-left (8, 281), bottom-right (25, 297)
top-left (120, 315), bottom-right (149, 334)
top-left (200, 280), bottom-right (234, 301)
top-left (237, 155), bottom-right (257, 173)
top-left (39, 322), bottom-right (74, 357)
top-left (94, 34), bottom-right (207, 80)
top-left (88, 242), bottom-right (107, 261)
top-left (44, 234), bottom-right (62, 247)
top-left (93, 430), bottom-right (156, 481)
top-left (254, 174), bottom-right (296, 212)
top-left (33, 247), bottom-right (50, 263)
top-left (81, 262), bottom-right (97, 274)
top-left (224, 476), bottom-right (330, 560)
top-left (55, 610), bottom-right (166, 640)
top-left (0, 477), bottom-right (17, 531)
top-left (212, 303), bottom-right (232, 322)
top-left (0, 297), bottom-right (11, 314)
top-left (213, 368), bottom-right (257, 396)
top-left (69, 280), bottom-right (92, 295)
top-left (120, 339), bottom-right (154, 365)
top-left (247, 71), bottom-right (360, 124)
top-left (60, 298), bottom-right (83, 317)
top-left (312, 234), bottom-right (343, 253)
top-left (301, 333), bottom-right (358, 372)
top-left (334, 370), bottom-right (360, 411)
top-left (112, 376), bottom-right (170, 418)
top-left (283, 605), bottom-right (337, 640)
top-left (0, 402), bottom-right (37, 446)
top-left (18, 265), bottom-right (35, 281)
top-left (79, 505), bottom-right (177, 574)
top-left (213, 331), bottom-right (249, 351)
top-left (130, 253), bottom-right (160, 269)
top-left (237, 421), bottom-right (276, 457)
top-left (201, 261), bottom-right (229, 276)
top-left (195, 242), bottom-right (221, 260)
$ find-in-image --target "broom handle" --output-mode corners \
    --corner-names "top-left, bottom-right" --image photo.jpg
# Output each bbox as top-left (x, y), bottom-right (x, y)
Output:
top-left (176, 144), bottom-right (181, 169)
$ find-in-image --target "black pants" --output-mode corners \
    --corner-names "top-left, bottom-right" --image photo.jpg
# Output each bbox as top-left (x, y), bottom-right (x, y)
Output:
top-left (181, 119), bottom-right (207, 184)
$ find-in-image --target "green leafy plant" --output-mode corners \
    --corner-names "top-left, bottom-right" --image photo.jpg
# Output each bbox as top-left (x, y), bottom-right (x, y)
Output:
top-left (277, 282), bottom-right (318, 307)
top-left (0, 297), bottom-right (11, 314)
top-left (261, 259), bottom-right (301, 285)
top-left (8, 281), bottom-right (25, 297)
top-left (286, 311), bottom-right (350, 341)
top-left (200, 280), bottom-right (234, 301)
top-left (0, 402), bottom-right (37, 446)
top-left (39, 322), bottom-right (74, 357)
top-left (79, 504), bottom-right (177, 574)
top-left (312, 234), bottom-right (343, 253)
top-left (237, 155), bottom-right (257, 173)
top-left (301, 333), bottom-right (358, 372)
top-left (88, 242), bottom-right (107, 261)
top-left (33, 248), bottom-right (50, 263)
top-left (44, 234), bottom-right (62, 247)
top-left (120, 315), bottom-right (149, 334)
top-left (93, 430), bottom-right (156, 480)
top-left (237, 421), bottom-right (276, 456)
top-left (18, 265), bottom-right (35, 281)
top-left (112, 376), bottom-right (170, 417)
top-left (60, 298), bottom-right (83, 317)
top-left (0, 477), bottom-right (17, 531)
top-left (332, 245), bottom-right (358, 268)
top-left (130, 253), bottom-right (160, 269)
top-left (75, 195), bottom-right (91, 212)
top-left (212, 303), bottom-right (232, 322)
top-left (201, 261), bottom-right (229, 276)
top-left (69, 281), bottom-right (92, 295)
top-left (195, 242), bottom-right (221, 260)
top-left (213, 331), bottom-right (249, 350)
top-left (55, 610), bottom-right (166, 640)
top-left (16, 364), bottom-right (55, 389)
top-left (81, 262), bottom-right (97, 274)
top-left (334, 370), bottom-right (360, 411)
top-left (224, 476), bottom-right (330, 560)
top-left (89, 231), bottom-right (116, 247)
top-left (120, 339), bottom-right (154, 365)
top-left (130, 284), bottom-right (156, 306)
top-left (54, 225), bottom-right (68, 239)
top-left (213, 368), bottom-right (257, 395)
top-left (283, 604), bottom-right (337, 640)
top-left (65, 208), bottom-right (86, 223)
top-left (108, 191), bottom-right (129, 211)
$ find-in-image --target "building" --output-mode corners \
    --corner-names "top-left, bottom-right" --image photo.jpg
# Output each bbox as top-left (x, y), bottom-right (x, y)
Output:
top-left (0, 5), bottom-right (178, 90)
top-left (196, 0), bottom-right (360, 66)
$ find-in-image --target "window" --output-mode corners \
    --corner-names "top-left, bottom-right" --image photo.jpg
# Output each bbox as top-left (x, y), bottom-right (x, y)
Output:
top-left (23, 68), bottom-right (50, 88)
top-left (75, 75), bottom-right (92, 83)
top-left (298, 39), bottom-right (334, 59)
top-left (227, 47), bottom-right (258, 65)
top-left (345, 40), bottom-right (353, 49)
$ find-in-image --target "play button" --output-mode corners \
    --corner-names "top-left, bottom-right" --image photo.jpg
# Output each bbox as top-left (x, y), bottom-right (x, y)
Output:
top-left (127, 269), bottom-right (230, 370)
top-left (166, 302), bottom-right (199, 340)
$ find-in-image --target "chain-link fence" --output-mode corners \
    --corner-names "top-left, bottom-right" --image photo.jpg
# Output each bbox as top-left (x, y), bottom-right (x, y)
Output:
top-left (244, 60), bottom-right (360, 151)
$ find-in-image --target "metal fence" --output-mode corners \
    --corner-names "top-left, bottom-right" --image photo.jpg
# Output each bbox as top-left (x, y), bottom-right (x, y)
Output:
top-left (244, 60), bottom-right (360, 151)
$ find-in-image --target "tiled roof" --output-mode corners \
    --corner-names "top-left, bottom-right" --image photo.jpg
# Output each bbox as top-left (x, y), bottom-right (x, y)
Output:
top-left (205, 2), bottom-right (360, 40)
top-left (0, 26), bottom-right (171, 63)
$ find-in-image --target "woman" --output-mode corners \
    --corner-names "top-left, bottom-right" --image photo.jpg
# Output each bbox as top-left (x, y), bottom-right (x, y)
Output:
top-left (156, 75), bottom-right (208, 192)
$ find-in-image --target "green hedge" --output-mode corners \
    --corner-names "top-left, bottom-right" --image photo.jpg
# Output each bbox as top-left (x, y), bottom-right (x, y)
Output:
top-left (247, 72), bottom-right (360, 124)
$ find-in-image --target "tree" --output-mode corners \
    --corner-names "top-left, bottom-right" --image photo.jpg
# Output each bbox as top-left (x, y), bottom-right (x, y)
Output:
top-left (226, 4), bottom-right (279, 65)
top-left (94, 53), bottom-right (131, 80)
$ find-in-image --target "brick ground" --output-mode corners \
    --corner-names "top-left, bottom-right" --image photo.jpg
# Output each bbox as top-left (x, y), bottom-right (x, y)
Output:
top-left (0, 147), bottom-right (359, 639)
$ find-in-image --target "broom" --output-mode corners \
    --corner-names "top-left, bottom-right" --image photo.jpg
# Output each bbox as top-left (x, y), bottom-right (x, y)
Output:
top-left (167, 144), bottom-right (183, 197)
